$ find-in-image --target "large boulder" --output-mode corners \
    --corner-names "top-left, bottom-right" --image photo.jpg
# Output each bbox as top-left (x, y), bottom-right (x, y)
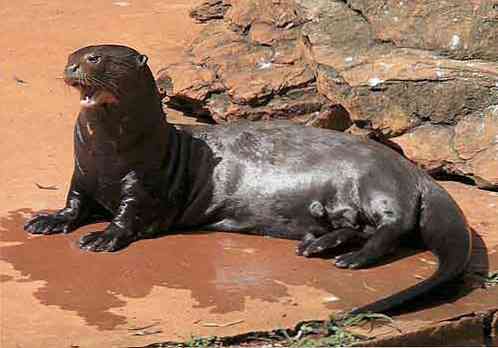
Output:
top-left (157, 0), bottom-right (347, 128)
top-left (157, 0), bottom-right (498, 189)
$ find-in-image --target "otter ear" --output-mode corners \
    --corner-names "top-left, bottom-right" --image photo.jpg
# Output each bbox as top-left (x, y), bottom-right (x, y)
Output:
top-left (136, 54), bottom-right (148, 67)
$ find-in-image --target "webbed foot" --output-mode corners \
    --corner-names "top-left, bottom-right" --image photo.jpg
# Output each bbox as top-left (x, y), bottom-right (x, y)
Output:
top-left (334, 250), bottom-right (374, 269)
top-left (24, 211), bottom-right (80, 235)
top-left (297, 228), bottom-right (358, 258)
top-left (79, 223), bottom-right (136, 252)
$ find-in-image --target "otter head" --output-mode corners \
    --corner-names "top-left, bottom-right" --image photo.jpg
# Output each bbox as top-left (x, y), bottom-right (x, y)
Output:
top-left (64, 45), bottom-right (151, 109)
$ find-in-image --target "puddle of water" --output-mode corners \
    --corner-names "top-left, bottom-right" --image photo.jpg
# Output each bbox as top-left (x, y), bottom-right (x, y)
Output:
top-left (0, 209), bottom-right (442, 330)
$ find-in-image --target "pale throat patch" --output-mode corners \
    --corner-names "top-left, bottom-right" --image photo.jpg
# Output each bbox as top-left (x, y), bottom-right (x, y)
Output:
top-left (86, 122), bottom-right (94, 136)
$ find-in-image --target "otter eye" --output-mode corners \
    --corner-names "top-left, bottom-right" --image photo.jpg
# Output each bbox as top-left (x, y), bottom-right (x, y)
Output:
top-left (87, 55), bottom-right (101, 64)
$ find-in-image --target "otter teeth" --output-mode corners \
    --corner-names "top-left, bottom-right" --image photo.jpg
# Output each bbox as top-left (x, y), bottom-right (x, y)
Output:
top-left (80, 88), bottom-right (98, 108)
top-left (80, 94), bottom-right (97, 108)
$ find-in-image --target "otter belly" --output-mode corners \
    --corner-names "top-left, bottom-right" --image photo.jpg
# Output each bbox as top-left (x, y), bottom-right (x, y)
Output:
top-left (177, 121), bottom-right (422, 241)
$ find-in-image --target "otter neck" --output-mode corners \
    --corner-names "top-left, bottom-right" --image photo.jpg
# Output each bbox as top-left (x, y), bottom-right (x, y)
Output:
top-left (79, 91), bottom-right (170, 152)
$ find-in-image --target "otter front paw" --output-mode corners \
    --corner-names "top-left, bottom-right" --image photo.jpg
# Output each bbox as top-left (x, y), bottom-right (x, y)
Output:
top-left (79, 223), bottom-right (136, 252)
top-left (24, 212), bottom-right (79, 235)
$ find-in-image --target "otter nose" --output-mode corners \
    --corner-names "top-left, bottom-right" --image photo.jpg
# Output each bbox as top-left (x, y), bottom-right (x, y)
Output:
top-left (66, 64), bottom-right (79, 74)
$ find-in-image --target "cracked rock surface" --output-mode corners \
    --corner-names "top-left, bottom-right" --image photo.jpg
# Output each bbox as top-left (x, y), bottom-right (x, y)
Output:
top-left (158, 0), bottom-right (498, 189)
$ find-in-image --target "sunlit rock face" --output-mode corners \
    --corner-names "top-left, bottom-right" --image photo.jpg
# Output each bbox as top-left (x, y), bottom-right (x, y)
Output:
top-left (157, 0), bottom-right (498, 189)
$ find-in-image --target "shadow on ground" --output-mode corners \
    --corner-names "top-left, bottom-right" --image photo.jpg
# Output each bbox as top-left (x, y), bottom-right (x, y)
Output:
top-left (0, 209), bottom-right (488, 330)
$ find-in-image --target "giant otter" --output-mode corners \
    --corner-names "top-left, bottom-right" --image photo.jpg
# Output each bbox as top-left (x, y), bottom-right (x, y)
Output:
top-left (25, 45), bottom-right (471, 314)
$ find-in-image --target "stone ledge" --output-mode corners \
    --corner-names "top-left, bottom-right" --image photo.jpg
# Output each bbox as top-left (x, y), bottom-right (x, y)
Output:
top-left (158, 0), bottom-right (498, 189)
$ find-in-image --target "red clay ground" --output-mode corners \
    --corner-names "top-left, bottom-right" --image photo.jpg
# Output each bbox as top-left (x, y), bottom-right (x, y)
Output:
top-left (1, 1), bottom-right (497, 347)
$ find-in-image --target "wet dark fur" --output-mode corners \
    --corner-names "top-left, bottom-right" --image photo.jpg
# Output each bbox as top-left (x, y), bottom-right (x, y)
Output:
top-left (25, 45), bottom-right (472, 314)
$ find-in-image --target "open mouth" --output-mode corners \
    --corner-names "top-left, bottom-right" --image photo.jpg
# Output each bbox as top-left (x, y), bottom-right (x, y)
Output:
top-left (79, 85), bottom-right (100, 108)
top-left (65, 78), bottom-right (118, 108)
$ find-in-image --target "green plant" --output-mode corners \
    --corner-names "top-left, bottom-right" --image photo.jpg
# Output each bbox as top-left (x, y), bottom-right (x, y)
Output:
top-left (484, 271), bottom-right (498, 287)
top-left (291, 312), bottom-right (395, 347)
top-left (183, 335), bottom-right (218, 347)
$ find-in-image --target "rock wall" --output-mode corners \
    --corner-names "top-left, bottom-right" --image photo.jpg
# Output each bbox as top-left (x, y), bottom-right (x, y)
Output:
top-left (157, 0), bottom-right (498, 189)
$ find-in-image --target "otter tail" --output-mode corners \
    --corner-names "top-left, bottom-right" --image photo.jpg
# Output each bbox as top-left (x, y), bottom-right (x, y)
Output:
top-left (351, 182), bottom-right (472, 314)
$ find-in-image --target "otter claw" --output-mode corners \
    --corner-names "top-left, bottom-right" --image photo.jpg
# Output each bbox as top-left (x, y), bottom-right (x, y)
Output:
top-left (298, 228), bottom-right (357, 258)
top-left (334, 251), bottom-right (370, 269)
top-left (79, 224), bottom-right (135, 252)
top-left (24, 214), bottom-right (76, 235)
top-left (296, 233), bottom-right (316, 256)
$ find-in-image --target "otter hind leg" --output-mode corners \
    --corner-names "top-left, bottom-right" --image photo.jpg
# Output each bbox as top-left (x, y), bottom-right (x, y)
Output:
top-left (334, 224), bottom-right (402, 269)
top-left (297, 200), bottom-right (359, 257)
top-left (334, 194), bottom-right (410, 269)
top-left (296, 232), bottom-right (316, 256)
top-left (296, 228), bottom-right (358, 257)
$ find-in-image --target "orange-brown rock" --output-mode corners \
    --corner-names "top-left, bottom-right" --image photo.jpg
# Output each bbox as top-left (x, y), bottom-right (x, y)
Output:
top-left (297, 0), bottom-right (498, 188)
top-left (158, 0), bottom-right (498, 189)
top-left (158, 0), bottom-right (336, 125)
top-left (346, 0), bottom-right (498, 60)
top-left (190, 0), bottom-right (231, 23)
top-left (393, 125), bottom-right (460, 174)
top-left (227, 0), bottom-right (303, 31)
top-left (391, 107), bottom-right (498, 188)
